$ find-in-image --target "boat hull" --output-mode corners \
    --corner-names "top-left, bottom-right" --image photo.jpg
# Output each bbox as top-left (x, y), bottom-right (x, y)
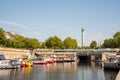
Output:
top-left (32, 60), bottom-right (47, 65)
top-left (0, 60), bottom-right (20, 69)
top-left (104, 62), bottom-right (120, 70)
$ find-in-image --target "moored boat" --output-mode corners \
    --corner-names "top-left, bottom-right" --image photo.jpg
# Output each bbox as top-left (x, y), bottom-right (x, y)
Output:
top-left (21, 60), bottom-right (32, 67)
top-left (32, 57), bottom-right (55, 65)
top-left (44, 58), bottom-right (54, 63)
top-left (32, 59), bottom-right (47, 65)
top-left (0, 55), bottom-right (21, 69)
top-left (56, 58), bottom-right (64, 63)
top-left (64, 58), bottom-right (74, 62)
top-left (104, 61), bottom-right (119, 70)
top-left (103, 55), bottom-right (120, 70)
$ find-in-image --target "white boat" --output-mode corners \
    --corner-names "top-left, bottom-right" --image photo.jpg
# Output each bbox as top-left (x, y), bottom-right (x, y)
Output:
top-left (103, 55), bottom-right (120, 70)
top-left (104, 61), bottom-right (119, 69)
top-left (0, 55), bottom-right (21, 69)
top-left (32, 59), bottom-right (47, 65)
top-left (32, 57), bottom-right (55, 65)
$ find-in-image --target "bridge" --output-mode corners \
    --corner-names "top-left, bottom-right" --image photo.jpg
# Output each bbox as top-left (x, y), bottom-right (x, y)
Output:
top-left (34, 49), bottom-right (119, 62)
top-left (76, 49), bottom-right (118, 62)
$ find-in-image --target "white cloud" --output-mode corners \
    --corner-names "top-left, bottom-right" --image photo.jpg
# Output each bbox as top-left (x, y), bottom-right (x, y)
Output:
top-left (0, 20), bottom-right (29, 28)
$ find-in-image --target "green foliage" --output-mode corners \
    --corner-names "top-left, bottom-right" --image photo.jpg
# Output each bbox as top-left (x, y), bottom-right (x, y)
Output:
top-left (4, 39), bottom-right (13, 47)
top-left (0, 28), bottom-right (41, 49)
top-left (63, 37), bottom-right (78, 49)
top-left (1, 27), bottom-right (120, 49)
top-left (40, 42), bottom-right (47, 49)
top-left (23, 38), bottom-right (41, 49)
top-left (14, 35), bottom-right (25, 42)
top-left (0, 28), bottom-right (6, 46)
top-left (113, 32), bottom-right (120, 38)
top-left (14, 35), bottom-right (25, 48)
top-left (103, 32), bottom-right (120, 48)
top-left (83, 46), bottom-right (91, 49)
top-left (90, 41), bottom-right (97, 48)
top-left (0, 28), bottom-right (80, 49)
top-left (104, 39), bottom-right (116, 48)
top-left (45, 36), bottom-right (64, 49)
top-left (30, 38), bottom-right (41, 48)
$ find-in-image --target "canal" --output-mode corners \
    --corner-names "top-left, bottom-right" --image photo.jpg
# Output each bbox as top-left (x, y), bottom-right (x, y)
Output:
top-left (0, 62), bottom-right (119, 80)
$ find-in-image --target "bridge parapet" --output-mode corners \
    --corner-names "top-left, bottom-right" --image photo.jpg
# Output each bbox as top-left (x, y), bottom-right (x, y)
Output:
top-left (76, 49), bottom-right (118, 56)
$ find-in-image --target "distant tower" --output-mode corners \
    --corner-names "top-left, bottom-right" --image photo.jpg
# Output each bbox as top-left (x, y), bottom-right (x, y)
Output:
top-left (81, 25), bottom-right (84, 48)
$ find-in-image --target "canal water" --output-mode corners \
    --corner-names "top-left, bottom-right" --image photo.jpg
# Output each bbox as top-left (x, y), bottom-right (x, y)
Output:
top-left (0, 62), bottom-right (119, 80)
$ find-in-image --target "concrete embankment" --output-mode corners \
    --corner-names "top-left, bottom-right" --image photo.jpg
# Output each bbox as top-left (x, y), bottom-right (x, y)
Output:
top-left (0, 47), bottom-right (30, 59)
top-left (0, 48), bottom-right (77, 60)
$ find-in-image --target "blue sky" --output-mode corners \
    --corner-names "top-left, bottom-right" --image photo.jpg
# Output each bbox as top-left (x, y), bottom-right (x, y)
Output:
top-left (0, 0), bottom-right (120, 46)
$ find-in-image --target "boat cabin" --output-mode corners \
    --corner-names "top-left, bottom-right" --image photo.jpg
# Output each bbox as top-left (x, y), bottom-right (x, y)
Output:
top-left (0, 55), bottom-right (6, 60)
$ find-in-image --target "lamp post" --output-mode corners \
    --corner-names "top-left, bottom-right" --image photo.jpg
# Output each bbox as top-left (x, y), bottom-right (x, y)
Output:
top-left (81, 26), bottom-right (84, 48)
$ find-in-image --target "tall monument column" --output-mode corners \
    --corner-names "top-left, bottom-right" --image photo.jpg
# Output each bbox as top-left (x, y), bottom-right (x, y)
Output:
top-left (81, 26), bottom-right (84, 48)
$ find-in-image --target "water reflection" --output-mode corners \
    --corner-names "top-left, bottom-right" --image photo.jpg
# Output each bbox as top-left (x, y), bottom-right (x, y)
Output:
top-left (0, 67), bottom-right (33, 80)
top-left (77, 62), bottom-right (105, 80)
top-left (78, 62), bottom-right (119, 80)
top-left (0, 62), bottom-right (119, 80)
top-left (33, 63), bottom-right (77, 80)
top-left (104, 70), bottom-right (118, 80)
top-left (0, 69), bottom-right (19, 80)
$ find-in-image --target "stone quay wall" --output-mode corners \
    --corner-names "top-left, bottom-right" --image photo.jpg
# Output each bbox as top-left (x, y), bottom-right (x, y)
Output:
top-left (0, 47), bottom-right (30, 59)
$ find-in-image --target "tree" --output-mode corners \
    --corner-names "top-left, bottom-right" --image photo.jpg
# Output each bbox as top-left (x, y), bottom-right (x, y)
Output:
top-left (90, 41), bottom-right (97, 48)
top-left (113, 32), bottom-right (120, 47)
top-left (103, 38), bottom-right (117, 48)
top-left (14, 35), bottom-right (41, 49)
top-left (22, 38), bottom-right (40, 49)
top-left (30, 38), bottom-right (41, 48)
top-left (102, 32), bottom-right (120, 48)
top-left (4, 39), bottom-right (13, 47)
top-left (63, 37), bottom-right (78, 49)
top-left (40, 42), bottom-right (47, 49)
top-left (0, 28), bottom-right (6, 46)
top-left (0, 28), bottom-right (42, 49)
top-left (14, 35), bottom-right (25, 42)
top-left (113, 32), bottom-right (120, 38)
top-left (14, 35), bottom-right (25, 48)
top-left (45, 36), bottom-right (63, 49)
